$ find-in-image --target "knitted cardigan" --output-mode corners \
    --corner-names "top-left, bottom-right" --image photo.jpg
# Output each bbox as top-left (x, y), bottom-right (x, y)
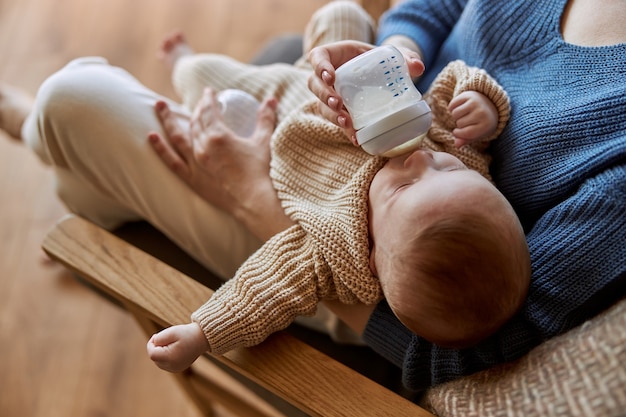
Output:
top-left (192, 60), bottom-right (510, 355)
top-left (371, 0), bottom-right (626, 392)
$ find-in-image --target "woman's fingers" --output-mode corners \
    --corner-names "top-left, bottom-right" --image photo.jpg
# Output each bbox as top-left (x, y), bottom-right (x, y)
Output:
top-left (147, 132), bottom-right (191, 178)
top-left (308, 40), bottom-right (374, 75)
top-left (307, 73), bottom-right (342, 111)
top-left (253, 97), bottom-right (278, 148)
top-left (149, 100), bottom-right (196, 178)
top-left (307, 41), bottom-right (377, 145)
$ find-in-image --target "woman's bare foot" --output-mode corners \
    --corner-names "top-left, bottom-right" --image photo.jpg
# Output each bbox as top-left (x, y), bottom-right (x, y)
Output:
top-left (0, 84), bottom-right (33, 141)
top-left (158, 30), bottom-right (194, 73)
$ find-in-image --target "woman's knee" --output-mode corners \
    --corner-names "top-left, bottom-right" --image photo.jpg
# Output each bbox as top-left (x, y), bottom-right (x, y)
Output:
top-left (35, 57), bottom-right (125, 121)
top-left (24, 58), bottom-right (113, 167)
top-left (35, 56), bottom-right (159, 136)
top-left (28, 57), bottom-right (159, 169)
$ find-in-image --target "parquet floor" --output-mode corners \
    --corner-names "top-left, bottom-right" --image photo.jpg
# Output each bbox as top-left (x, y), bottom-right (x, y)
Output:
top-left (0, 1), bottom-right (330, 415)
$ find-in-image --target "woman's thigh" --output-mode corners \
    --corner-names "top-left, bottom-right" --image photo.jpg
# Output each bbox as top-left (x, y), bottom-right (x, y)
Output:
top-left (23, 57), bottom-right (261, 279)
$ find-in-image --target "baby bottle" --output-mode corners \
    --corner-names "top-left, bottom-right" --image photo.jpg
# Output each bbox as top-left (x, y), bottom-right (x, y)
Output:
top-left (334, 45), bottom-right (432, 157)
top-left (217, 89), bottom-right (260, 138)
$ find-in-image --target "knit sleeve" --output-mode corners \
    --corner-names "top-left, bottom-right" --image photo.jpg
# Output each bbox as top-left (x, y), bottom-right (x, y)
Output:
top-left (270, 102), bottom-right (385, 305)
top-left (421, 60), bottom-right (510, 180)
top-left (377, 0), bottom-right (467, 69)
top-left (191, 101), bottom-right (386, 355)
top-left (427, 59), bottom-right (510, 145)
top-left (364, 164), bottom-right (626, 391)
top-left (191, 225), bottom-right (322, 355)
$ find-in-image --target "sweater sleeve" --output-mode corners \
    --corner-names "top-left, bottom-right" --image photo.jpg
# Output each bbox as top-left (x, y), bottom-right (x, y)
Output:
top-left (430, 60), bottom-right (510, 143)
top-left (191, 225), bottom-right (322, 355)
top-left (364, 164), bottom-right (626, 391)
top-left (377, 0), bottom-right (467, 69)
top-left (421, 60), bottom-right (510, 181)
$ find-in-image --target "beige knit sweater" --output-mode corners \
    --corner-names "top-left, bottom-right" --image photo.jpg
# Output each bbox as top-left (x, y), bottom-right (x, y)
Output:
top-left (191, 60), bottom-right (510, 354)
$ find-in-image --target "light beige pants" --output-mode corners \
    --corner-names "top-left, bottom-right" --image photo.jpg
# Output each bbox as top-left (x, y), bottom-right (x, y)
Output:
top-left (23, 1), bottom-right (375, 342)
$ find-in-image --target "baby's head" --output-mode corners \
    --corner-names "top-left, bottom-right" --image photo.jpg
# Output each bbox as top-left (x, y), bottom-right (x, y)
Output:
top-left (368, 149), bottom-right (530, 348)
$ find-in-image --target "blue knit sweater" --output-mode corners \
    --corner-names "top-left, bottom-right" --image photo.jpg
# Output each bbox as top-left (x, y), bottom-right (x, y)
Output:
top-left (365, 0), bottom-right (626, 391)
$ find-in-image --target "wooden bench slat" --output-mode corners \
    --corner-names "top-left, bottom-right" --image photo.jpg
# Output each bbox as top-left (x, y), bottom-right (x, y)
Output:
top-left (42, 214), bottom-right (432, 417)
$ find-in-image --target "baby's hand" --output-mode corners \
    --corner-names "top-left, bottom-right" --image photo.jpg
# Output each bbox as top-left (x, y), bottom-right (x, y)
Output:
top-left (146, 323), bottom-right (209, 373)
top-left (448, 91), bottom-right (498, 148)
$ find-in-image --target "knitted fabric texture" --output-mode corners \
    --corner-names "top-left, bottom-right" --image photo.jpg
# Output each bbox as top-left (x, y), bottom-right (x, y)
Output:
top-left (192, 60), bottom-right (510, 354)
top-left (369, 0), bottom-right (626, 393)
top-left (423, 296), bottom-right (626, 417)
top-left (420, 60), bottom-right (510, 183)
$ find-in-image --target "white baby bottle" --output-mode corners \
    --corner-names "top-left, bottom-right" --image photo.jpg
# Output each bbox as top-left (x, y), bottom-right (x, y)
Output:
top-left (334, 45), bottom-right (432, 157)
top-left (217, 89), bottom-right (260, 138)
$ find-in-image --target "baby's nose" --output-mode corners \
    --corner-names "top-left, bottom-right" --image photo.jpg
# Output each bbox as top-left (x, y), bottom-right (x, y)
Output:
top-left (404, 148), bottom-right (434, 168)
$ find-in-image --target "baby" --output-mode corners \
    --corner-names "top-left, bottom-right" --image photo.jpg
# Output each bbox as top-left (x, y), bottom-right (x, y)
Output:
top-left (141, 36), bottom-right (531, 372)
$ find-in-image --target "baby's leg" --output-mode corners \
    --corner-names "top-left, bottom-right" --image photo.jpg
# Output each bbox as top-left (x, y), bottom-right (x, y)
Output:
top-left (22, 57), bottom-right (261, 279)
top-left (156, 25), bottom-right (311, 119)
top-left (158, 31), bottom-right (194, 73)
top-left (172, 54), bottom-right (313, 121)
top-left (170, 1), bottom-right (376, 118)
top-left (156, 31), bottom-right (297, 122)
top-left (297, 1), bottom-right (377, 68)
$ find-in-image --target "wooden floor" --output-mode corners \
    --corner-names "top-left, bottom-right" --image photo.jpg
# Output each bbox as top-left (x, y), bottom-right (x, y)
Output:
top-left (0, 0), bottom-right (330, 416)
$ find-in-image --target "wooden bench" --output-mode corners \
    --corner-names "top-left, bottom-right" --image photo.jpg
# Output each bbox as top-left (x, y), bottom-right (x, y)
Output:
top-left (43, 214), bottom-right (434, 417)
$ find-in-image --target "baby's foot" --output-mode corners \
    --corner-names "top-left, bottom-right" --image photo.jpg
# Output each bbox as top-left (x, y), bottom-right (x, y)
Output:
top-left (158, 31), bottom-right (194, 73)
top-left (0, 84), bottom-right (33, 141)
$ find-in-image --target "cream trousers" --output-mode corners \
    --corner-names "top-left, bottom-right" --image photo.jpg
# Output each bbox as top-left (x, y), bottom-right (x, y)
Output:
top-left (23, 1), bottom-right (375, 341)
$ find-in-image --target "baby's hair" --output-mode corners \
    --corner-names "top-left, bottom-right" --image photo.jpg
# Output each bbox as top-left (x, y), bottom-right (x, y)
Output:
top-left (385, 208), bottom-right (530, 348)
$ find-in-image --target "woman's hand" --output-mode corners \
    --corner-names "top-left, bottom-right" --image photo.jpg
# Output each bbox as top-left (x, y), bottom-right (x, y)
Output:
top-left (147, 323), bottom-right (209, 373)
top-left (307, 40), bottom-right (375, 144)
top-left (148, 88), bottom-right (294, 241)
top-left (448, 91), bottom-right (499, 148)
top-left (307, 40), bottom-right (425, 145)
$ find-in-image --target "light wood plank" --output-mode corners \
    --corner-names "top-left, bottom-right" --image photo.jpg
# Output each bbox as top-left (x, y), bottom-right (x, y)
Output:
top-left (42, 214), bottom-right (433, 417)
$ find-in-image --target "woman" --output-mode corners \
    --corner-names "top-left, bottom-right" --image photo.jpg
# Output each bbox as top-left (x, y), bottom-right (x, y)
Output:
top-left (307, 0), bottom-right (626, 390)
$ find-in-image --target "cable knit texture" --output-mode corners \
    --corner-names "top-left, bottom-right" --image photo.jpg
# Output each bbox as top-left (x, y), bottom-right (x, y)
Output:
top-left (369, 0), bottom-right (626, 391)
top-left (192, 60), bottom-right (510, 355)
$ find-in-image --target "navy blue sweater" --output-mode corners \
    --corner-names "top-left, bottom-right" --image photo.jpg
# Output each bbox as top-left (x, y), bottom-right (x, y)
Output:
top-left (365, 0), bottom-right (626, 391)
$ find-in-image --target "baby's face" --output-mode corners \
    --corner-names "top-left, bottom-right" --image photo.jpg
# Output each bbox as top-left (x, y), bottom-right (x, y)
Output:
top-left (367, 149), bottom-right (493, 278)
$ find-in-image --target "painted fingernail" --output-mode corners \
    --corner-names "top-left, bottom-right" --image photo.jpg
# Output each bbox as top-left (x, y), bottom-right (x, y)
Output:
top-left (322, 70), bottom-right (332, 85)
top-left (328, 96), bottom-right (339, 110)
top-left (337, 115), bottom-right (347, 128)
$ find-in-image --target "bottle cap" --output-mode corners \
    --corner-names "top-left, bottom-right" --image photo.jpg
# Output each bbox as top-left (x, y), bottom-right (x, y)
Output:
top-left (356, 100), bottom-right (431, 157)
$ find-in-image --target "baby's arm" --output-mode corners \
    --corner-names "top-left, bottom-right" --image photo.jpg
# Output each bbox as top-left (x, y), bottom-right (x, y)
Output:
top-left (425, 60), bottom-right (510, 153)
top-left (191, 226), bottom-right (321, 356)
top-left (448, 91), bottom-right (499, 148)
top-left (147, 322), bottom-right (210, 372)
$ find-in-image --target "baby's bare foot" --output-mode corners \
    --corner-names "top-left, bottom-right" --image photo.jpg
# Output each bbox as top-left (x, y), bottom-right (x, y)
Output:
top-left (158, 30), bottom-right (194, 73)
top-left (0, 84), bottom-right (33, 141)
